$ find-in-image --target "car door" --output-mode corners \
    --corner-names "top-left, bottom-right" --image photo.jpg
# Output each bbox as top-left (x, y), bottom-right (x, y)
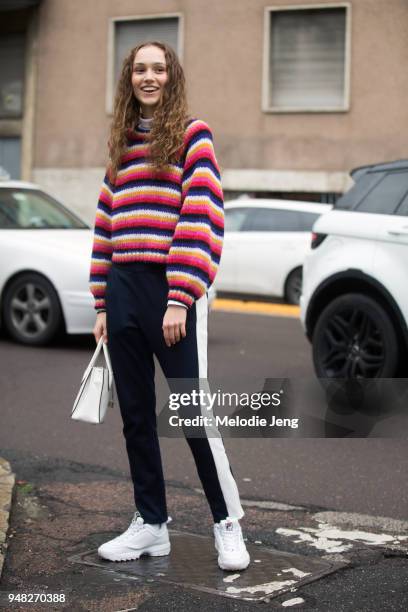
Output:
top-left (215, 207), bottom-right (252, 292)
top-left (370, 171), bottom-right (408, 319)
top-left (234, 207), bottom-right (305, 297)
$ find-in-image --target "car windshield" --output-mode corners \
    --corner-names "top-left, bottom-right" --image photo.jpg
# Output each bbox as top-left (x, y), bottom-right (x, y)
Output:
top-left (0, 188), bottom-right (89, 229)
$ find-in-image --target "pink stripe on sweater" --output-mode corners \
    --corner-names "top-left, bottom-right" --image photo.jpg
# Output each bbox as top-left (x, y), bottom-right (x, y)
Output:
top-left (183, 120), bottom-right (210, 144)
top-left (99, 191), bottom-right (112, 206)
top-left (186, 145), bottom-right (215, 167)
top-left (168, 277), bottom-right (203, 296)
top-left (167, 253), bottom-right (210, 273)
top-left (121, 148), bottom-right (149, 162)
top-left (95, 218), bottom-right (111, 231)
top-left (113, 193), bottom-right (180, 208)
top-left (184, 178), bottom-right (223, 201)
top-left (92, 243), bottom-right (112, 253)
top-left (178, 203), bottom-right (224, 225)
top-left (113, 218), bottom-right (175, 230)
top-left (114, 241), bottom-right (170, 251)
top-left (90, 267), bottom-right (109, 276)
top-left (118, 166), bottom-right (181, 183)
top-left (172, 228), bottom-right (212, 243)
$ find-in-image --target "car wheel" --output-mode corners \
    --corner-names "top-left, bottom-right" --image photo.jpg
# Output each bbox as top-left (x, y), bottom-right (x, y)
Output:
top-left (312, 293), bottom-right (398, 379)
top-left (285, 268), bottom-right (302, 305)
top-left (2, 273), bottom-right (63, 346)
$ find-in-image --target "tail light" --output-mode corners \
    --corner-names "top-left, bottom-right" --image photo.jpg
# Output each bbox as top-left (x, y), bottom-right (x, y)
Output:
top-left (311, 232), bottom-right (327, 249)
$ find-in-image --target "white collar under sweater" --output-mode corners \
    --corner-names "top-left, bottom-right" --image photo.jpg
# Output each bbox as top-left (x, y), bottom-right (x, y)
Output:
top-left (138, 115), bottom-right (153, 130)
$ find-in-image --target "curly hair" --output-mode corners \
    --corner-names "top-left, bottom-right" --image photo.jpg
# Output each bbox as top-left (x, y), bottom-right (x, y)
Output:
top-left (107, 41), bottom-right (189, 182)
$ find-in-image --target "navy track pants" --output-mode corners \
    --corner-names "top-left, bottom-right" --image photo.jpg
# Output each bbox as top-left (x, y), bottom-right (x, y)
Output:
top-left (105, 261), bottom-right (244, 524)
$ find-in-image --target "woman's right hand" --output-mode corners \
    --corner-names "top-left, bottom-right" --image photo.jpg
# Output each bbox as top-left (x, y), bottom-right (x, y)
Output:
top-left (93, 312), bottom-right (108, 344)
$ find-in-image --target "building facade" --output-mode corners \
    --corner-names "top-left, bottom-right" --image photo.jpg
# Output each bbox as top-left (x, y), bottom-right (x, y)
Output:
top-left (0, 0), bottom-right (407, 221)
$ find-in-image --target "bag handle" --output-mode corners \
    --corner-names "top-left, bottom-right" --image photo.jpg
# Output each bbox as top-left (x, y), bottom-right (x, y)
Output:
top-left (102, 340), bottom-right (114, 389)
top-left (81, 337), bottom-right (114, 389)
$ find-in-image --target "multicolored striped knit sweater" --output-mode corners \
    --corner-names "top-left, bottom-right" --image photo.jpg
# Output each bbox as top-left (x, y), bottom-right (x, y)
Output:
top-left (89, 117), bottom-right (224, 310)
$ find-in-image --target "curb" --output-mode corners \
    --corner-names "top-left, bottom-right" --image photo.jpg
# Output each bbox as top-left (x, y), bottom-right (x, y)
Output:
top-left (0, 457), bottom-right (15, 582)
top-left (213, 298), bottom-right (300, 318)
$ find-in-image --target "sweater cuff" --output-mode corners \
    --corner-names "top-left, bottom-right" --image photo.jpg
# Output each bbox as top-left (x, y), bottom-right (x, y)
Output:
top-left (94, 299), bottom-right (106, 310)
top-left (167, 289), bottom-right (194, 309)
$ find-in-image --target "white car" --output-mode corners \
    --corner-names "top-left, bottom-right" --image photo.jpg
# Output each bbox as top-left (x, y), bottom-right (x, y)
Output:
top-left (215, 199), bottom-right (332, 304)
top-left (0, 180), bottom-right (217, 346)
top-left (0, 180), bottom-right (95, 345)
top-left (301, 160), bottom-right (408, 378)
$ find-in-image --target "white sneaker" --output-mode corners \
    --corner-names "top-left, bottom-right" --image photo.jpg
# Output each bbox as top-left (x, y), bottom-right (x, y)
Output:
top-left (98, 511), bottom-right (171, 562)
top-left (214, 517), bottom-right (250, 571)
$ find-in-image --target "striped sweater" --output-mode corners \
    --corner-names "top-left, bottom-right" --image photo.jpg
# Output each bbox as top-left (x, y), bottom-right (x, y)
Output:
top-left (89, 118), bottom-right (224, 310)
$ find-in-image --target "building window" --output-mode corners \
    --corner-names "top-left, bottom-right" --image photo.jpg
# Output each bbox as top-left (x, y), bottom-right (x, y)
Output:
top-left (263, 4), bottom-right (351, 112)
top-left (107, 14), bottom-right (182, 114)
top-left (0, 137), bottom-right (21, 179)
top-left (0, 34), bottom-right (25, 118)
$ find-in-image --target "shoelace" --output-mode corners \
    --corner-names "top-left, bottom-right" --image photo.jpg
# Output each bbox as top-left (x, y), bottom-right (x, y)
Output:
top-left (129, 511), bottom-right (144, 527)
top-left (121, 512), bottom-right (145, 538)
top-left (119, 512), bottom-right (170, 540)
top-left (219, 522), bottom-right (242, 552)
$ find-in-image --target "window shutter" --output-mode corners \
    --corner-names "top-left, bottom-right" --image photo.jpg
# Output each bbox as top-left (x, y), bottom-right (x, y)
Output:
top-left (269, 8), bottom-right (347, 109)
top-left (114, 18), bottom-right (179, 85)
top-left (0, 34), bottom-right (25, 118)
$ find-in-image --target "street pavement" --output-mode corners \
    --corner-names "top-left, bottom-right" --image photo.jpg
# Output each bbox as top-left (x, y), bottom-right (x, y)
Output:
top-left (0, 454), bottom-right (407, 611)
top-left (0, 307), bottom-right (407, 610)
top-left (0, 310), bottom-right (407, 519)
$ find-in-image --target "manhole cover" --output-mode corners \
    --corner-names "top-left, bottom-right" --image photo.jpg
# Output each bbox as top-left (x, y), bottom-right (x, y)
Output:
top-left (69, 530), bottom-right (346, 602)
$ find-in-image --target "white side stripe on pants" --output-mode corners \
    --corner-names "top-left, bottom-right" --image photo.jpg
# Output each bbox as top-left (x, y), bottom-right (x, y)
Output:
top-left (195, 292), bottom-right (245, 520)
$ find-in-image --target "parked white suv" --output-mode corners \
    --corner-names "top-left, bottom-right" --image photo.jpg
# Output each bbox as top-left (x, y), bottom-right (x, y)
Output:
top-left (301, 160), bottom-right (408, 378)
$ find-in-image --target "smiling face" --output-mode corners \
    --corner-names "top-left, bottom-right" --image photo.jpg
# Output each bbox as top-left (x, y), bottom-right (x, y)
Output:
top-left (131, 45), bottom-right (168, 118)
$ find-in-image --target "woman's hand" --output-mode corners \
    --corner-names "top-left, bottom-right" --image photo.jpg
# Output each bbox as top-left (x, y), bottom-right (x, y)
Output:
top-left (93, 312), bottom-right (108, 344)
top-left (162, 305), bottom-right (187, 347)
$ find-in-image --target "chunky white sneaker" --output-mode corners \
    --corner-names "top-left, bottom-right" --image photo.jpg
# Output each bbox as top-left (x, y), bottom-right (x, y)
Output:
top-left (98, 512), bottom-right (171, 562)
top-left (214, 517), bottom-right (250, 571)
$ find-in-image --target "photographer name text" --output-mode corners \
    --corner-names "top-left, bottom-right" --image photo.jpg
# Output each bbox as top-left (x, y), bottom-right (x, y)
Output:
top-left (168, 414), bottom-right (299, 428)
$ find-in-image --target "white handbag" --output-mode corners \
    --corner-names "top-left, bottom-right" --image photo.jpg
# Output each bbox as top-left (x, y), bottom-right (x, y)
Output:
top-left (71, 337), bottom-right (115, 424)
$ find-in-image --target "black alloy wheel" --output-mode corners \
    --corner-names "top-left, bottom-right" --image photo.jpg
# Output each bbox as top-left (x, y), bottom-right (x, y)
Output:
top-left (313, 293), bottom-right (398, 379)
top-left (2, 273), bottom-right (63, 346)
top-left (285, 268), bottom-right (303, 305)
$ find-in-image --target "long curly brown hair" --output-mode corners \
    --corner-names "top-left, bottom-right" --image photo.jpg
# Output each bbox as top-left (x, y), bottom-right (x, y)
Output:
top-left (107, 41), bottom-right (189, 182)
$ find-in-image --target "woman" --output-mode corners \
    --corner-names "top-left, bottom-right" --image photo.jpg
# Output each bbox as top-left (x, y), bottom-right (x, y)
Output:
top-left (89, 41), bottom-right (249, 571)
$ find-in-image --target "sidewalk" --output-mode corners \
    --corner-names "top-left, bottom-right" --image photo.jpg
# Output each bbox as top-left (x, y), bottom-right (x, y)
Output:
top-left (0, 454), bottom-right (407, 611)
